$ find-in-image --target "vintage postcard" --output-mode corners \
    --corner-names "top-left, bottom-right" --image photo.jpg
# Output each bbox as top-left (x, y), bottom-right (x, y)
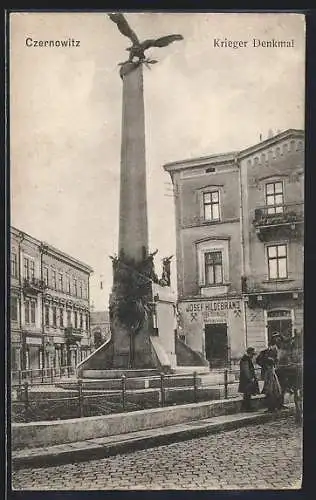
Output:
top-left (9, 11), bottom-right (304, 490)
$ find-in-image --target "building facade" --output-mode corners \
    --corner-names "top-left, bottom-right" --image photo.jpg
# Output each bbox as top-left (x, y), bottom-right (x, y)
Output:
top-left (10, 227), bottom-right (94, 373)
top-left (164, 129), bottom-right (304, 367)
top-left (90, 310), bottom-right (111, 348)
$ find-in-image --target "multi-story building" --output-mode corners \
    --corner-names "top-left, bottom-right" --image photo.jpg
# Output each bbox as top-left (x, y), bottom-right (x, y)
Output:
top-left (10, 227), bottom-right (94, 373)
top-left (240, 129), bottom-right (304, 348)
top-left (164, 129), bottom-right (304, 367)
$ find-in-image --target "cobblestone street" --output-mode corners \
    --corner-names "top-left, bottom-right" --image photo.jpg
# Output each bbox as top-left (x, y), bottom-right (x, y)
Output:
top-left (12, 417), bottom-right (302, 490)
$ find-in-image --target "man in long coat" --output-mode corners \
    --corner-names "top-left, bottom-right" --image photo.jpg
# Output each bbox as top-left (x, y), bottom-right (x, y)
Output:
top-left (239, 347), bottom-right (260, 412)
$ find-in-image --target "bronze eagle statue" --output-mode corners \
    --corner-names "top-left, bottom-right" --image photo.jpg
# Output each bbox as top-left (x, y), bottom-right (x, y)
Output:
top-left (108, 13), bottom-right (183, 67)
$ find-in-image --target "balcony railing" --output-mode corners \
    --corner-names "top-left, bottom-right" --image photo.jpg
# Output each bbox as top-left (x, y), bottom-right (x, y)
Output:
top-left (23, 277), bottom-right (46, 293)
top-left (253, 202), bottom-right (304, 229)
top-left (64, 327), bottom-right (83, 341)
top-left (241, 272), bottom-right (303, 295)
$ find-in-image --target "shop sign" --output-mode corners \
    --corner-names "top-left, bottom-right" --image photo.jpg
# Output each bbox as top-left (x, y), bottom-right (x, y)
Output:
top-left (184, 300), bottom-right (242, 322)
top-left (25, 336), bottom-right (42, 345)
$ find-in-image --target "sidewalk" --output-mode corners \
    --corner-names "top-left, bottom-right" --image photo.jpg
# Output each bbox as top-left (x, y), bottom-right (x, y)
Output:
top-left (12, 406), bottom-right (295, 470)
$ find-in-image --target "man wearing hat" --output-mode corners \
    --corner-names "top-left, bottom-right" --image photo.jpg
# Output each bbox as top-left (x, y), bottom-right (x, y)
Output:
top-left (239, 347), bottom-right (260, 412)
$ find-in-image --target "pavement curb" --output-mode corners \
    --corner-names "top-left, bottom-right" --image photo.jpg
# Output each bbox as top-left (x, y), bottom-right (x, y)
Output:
top-left (12, 408), bottom-right (295, 470)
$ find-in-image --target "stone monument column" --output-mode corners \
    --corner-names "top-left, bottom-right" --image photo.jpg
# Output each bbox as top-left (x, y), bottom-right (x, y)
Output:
top-left (110, 62), bottom-right (153, 369)
top-left (119, 63), bottom-right (148, 261)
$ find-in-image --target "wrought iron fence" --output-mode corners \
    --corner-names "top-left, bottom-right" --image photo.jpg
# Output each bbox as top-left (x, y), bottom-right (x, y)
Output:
top-left (11, 365), bottom-right (76, 386)
top-left (11, 367), bottom-right (261, 423)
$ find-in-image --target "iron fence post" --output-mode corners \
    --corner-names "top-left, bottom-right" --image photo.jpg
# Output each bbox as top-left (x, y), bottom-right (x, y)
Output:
top-left (30, 369), bottom-right (33, 386)
top-left (193, 371), bottom-right (198, 403)
top-left (224, 369), bottom-right (228, 399)
top-left (41, 367), bottom-right (44, 383)
top-left (160, 373), bottom-right (165, 407)
top-left (78, 379), bottom-right (84, 417)
top-left (18, 370), bottom-right (21, 388)
top-left (67, 365), bottom-right (70, 378)
top-left (50, 367), bottom-right (54, 384)
top-left (121, 374), bottom-right (126, 411)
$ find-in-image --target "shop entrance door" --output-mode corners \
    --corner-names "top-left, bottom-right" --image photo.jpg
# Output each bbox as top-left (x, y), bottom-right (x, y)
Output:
top-left (204, 323), bottom-right (228, 368)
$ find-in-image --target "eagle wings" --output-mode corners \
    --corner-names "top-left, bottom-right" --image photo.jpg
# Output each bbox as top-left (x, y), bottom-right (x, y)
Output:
top-left (108, 13), bottom-right (183, 64)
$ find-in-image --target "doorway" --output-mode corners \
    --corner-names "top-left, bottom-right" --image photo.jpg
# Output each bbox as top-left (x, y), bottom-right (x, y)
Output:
top-left (204, 323), bottom-right (228, 368)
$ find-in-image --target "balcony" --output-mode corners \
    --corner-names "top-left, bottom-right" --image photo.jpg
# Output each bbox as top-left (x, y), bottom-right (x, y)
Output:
top-left (253, 202), bottom-right (304, 240)
top-left (64, 327), bottom-right (83, 343)
top-left (241, 273), bottom-right (303, 305)
top-left (23, 278), bottom-right (46, 295)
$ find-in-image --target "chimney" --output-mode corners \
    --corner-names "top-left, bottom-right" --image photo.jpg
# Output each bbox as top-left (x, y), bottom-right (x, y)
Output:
top-left (259, 133), bottom-right (262, 142)
top-left (268, 129), bottom-right (274, 139)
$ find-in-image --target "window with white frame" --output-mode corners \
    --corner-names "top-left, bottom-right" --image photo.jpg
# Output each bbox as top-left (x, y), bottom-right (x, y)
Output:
top-left (58, 272), bottom-right (63, 292)
top-left (267, 244), bottom-right (288, 279)
top-left (11, 253), bottom-right (17, 278)
top-left (39, 349), bottom-right (44, 369)
top-left (45, 304), bottom-right (50, 326)
top-left (51, 268), bottom-right (57, 289)
top-left (43, 266), bottom-right (49, 286)
top-left (11, 296), bottom-right (18, 321)
top-left (67, 310), bottom-right (72, 327)
top-left (203, 190), bottom-right (220, 221)
top-left (265, 181), bottom-right (284, 214)
top-left (204, 251), bottom-right (223, 285)
top-left (59, 307), bottom-right (64, 327)
top-left (24, 299), bottom-right (30, 324)
top-left (73, 279), bottom-right (78, 297)
top-left (30, 300), bottom-right (36, 324)
top-left (25, 349), bottom-right (30, 370)
top-left (66, 274), bottom-right (71, 294)
top-left (52, 306), bottom-right (57, 327)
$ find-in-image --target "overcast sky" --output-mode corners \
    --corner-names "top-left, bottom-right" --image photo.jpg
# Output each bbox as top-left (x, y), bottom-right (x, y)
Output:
top-left (10, 12), bottom-right (305, 310)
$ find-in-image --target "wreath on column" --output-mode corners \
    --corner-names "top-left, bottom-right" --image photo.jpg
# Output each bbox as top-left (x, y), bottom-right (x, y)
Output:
top-left (109, 247), bottom-right (159, 335)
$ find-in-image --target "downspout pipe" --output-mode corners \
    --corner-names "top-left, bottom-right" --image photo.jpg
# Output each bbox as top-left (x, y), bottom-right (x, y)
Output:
top-left (236, 156), bottom-right (248, 348)
top-left (18, 232), bottom-right (25, 371)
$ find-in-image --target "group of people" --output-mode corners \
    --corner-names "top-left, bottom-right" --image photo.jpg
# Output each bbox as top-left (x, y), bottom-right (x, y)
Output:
top-left (238, 333), bottom-right (291, 413)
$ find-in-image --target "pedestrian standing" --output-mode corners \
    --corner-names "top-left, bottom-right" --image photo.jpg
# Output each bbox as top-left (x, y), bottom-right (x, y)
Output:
top-left (256, 333), bottom-right (280, 380)
top-left (238, 347), bottom-right (260, 412)
top-left (262, 357), bottom-right (283, 412)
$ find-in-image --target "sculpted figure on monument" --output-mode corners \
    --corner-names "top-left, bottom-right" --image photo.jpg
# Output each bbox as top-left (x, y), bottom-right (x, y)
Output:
top-left (108, 13), bottom-right (183, 72)
top-left (159, 255), bottom-right (173, 286)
